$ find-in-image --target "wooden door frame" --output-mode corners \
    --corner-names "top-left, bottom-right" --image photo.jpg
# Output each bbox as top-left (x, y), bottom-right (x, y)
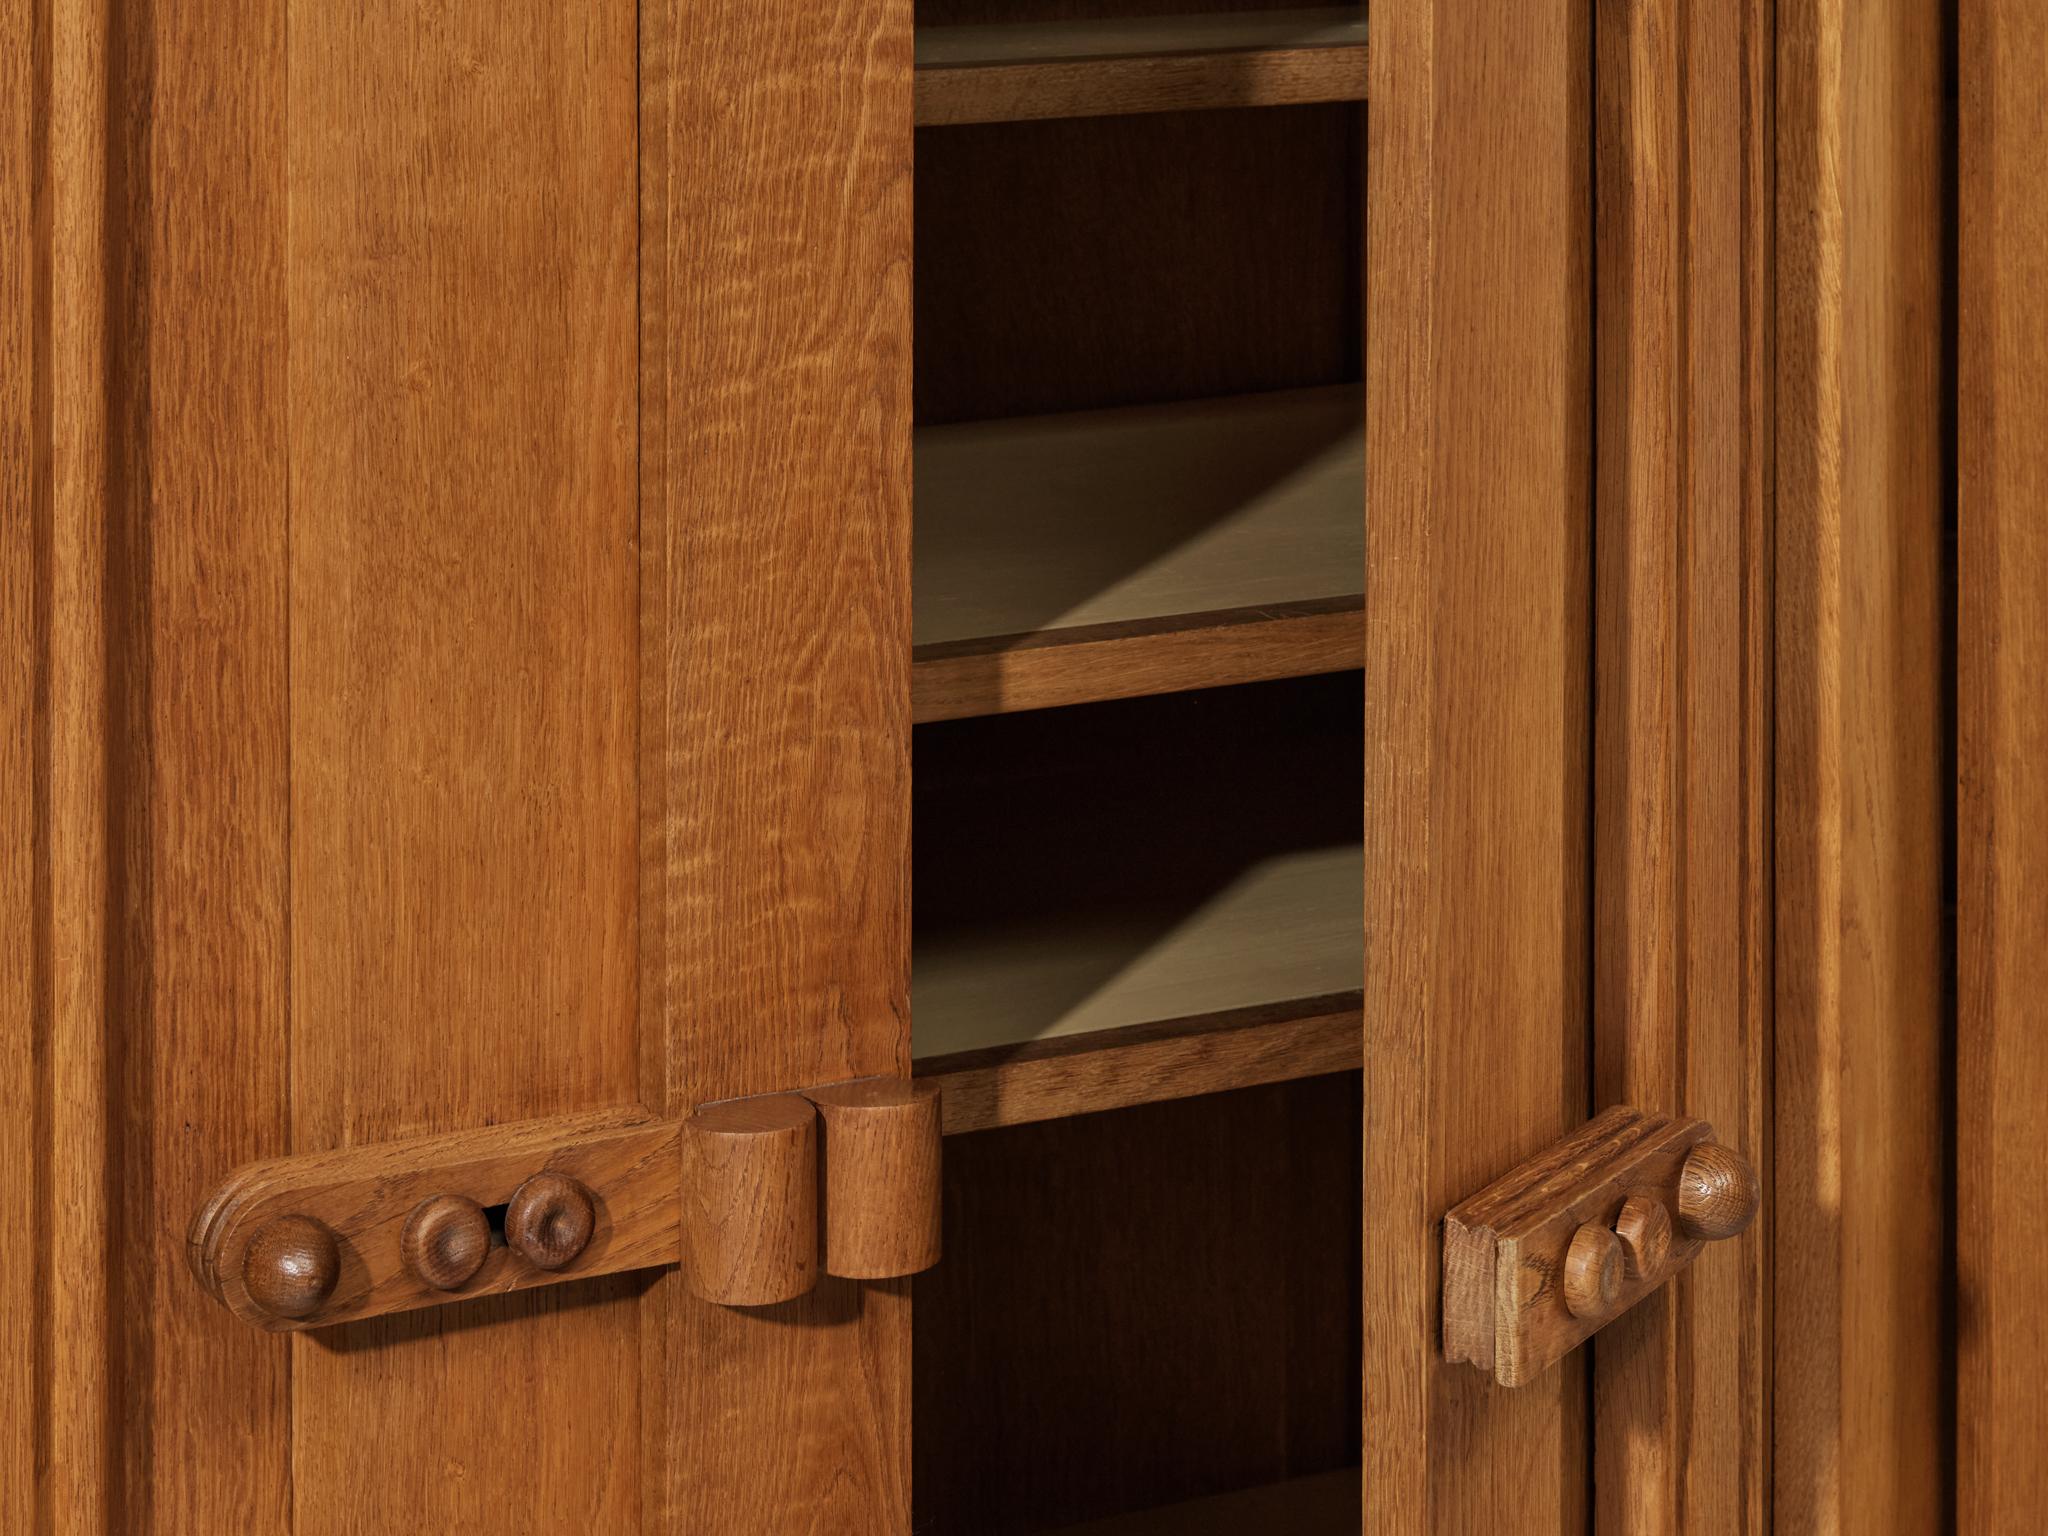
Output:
top-left (1373, 3), bottom-right (1949, 1532)
top-left (1593, 1), bottom-right (1948, 1530)
top-left (1959, 1), bottom-right (2047, 1527)
top-left (1364, 4), bottom-right (1594, 1531)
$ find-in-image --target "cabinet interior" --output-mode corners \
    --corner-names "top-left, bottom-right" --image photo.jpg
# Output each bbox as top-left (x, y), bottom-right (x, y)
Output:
top-left (911, 4), bottom-right (1366, 1527)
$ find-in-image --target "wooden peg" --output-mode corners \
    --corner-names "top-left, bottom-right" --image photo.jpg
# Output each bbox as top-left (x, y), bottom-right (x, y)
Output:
top-left (1676, 1142), bottom-right (1760, 1241)
top-left (681, 1094), bottom-right (818, 1306)
top-left (805, 1078), bottom-right (942, 1280)
top-left (400, 1194), bottom-right (492, 1291)
top-left (243, 1215), bottom-right (341, 1320)
top-left (1614, 1193), bottom-right (1673, 1280)
top-left (1563, 1223), bottom-right (1622, 1320)
top-left (505, 1172), bottom-right (596, 1271)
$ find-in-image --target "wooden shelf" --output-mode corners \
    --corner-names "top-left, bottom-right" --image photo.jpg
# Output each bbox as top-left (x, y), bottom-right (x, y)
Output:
top-left (915, 10), bottom-right (1368, 127)
top-left (920, 993), bottom-right (1359, 1135)
top-left (914, 386), bottom-right (1363, 721)
top-left (1046, 1469), bottom-right (1360, 1534)
top-left (915, 841), bottom-right (1362, 1105)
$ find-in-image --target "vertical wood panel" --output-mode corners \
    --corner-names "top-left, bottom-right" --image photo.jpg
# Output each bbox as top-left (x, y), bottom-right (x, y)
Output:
top-left (119, 0), bottom-right (297, 1528)
top-left (1959, 1), bottom-right (2048, 1528)
top-left (2, 0), bottom-right (38, 1521)
top-left (640, 0), bottom-right (913, 1521)
top-left (286, 0), bottom-right (643, 1529)
top-left (1776, 1), bottom-right (1947, 1528)
top-left (1364, 3), bottom-right (1591, 1532)
top-left (1591, 3), bottom-right (1774, 1531)
top-left (36, 0), bottom-right (116, 1527)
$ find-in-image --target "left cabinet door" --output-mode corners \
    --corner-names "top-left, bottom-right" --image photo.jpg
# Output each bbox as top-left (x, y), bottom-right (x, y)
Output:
top-left (10, 0), bottom-right (915, 1530)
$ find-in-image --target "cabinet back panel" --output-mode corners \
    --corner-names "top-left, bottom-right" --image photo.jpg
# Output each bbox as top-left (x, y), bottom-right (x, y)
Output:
top-left (915, 104), bottom-right (1362, 424)
top-left (913, 1075), bottom-right (1363, 1533)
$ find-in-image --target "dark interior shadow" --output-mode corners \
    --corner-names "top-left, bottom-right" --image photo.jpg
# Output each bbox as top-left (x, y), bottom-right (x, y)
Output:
top-left (913, 672), bottom-right (1363, 1049)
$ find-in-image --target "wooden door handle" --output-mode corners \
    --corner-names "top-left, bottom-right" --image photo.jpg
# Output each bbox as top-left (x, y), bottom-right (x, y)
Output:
top-left (189, 1079), bottom-right (943, 1332)
top-left (1441, 1106), bottom-right (1758, 1386)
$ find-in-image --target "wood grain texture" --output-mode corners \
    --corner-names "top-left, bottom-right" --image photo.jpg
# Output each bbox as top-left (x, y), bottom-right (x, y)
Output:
top-left (191, 1111), bottom-right (673, 1330)
top-left (1960, 1), bottom-right (2048, 1526)
top-left (912, 386), bottom-right (1363, 720)
top-left (913, 601), bottom-right (1362, 723)
top-left (0, 0), bottom-right (29, 1506)
top-left (642, 0), bottom-right (914, 1518)
top-left (30, 3), bottom-right (119, 1527)
top-left (680, 1096), bottom-right (820, 1308)
top-left (807, 1080), bottom-right (943, 1280)
top-left (1776, 2), bottom-right (1949, 1529)
top-left (919, 995), bottom-right (1362, 1134)
top-left (1363, 0), bottom-right (1591, 1530)
top-left (915, 10), bottom-right (1366, 126)
top-left (284, 0), bottom-right (643, 1529)
top-left (16, 1), bottom-right (303, 1526)
top-left (400, 1195), bottom-right (493, 1292)
top-left (1590, 2), bottom-right (1775, 1529)
top-left (1442, 1108), bottom-right (1730, 1389)
top-left (915, 1078), bottom-right (1360, 1533)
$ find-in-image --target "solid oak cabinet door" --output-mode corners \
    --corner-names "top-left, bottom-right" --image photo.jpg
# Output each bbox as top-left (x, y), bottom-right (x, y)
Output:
top-left (9, 1), bottom-right (1957, 1533)
top-left (13, 0), bottom-right (913, 1529)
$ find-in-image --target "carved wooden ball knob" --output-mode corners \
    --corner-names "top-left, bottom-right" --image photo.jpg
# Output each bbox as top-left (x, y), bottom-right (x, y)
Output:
top-left (1615, 1193), bottom-right (1673, 1280)
top-left (1563, 1222), bottom-right (1623, 1320)
top-left (243, 1215), bottom-right (341, 1319)
top-left (401, 1194), bottom-right (492, 1291)
top-left (1677, 1142), bottom-right (1760, 1241)
top-left (505, 1172), bottom-right (595, 1271)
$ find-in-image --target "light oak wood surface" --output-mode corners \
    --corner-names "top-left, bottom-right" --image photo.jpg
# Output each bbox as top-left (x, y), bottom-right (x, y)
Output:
top-left (680, 1096), bottom-right (820, 1307)
top-left (1775, 3), bottom-right (1949, 1529)
top-left (0, 0), bottom-right (29, 1510)
top-left (916, 842), bottom-right (1361, 1059)
top-left (915, 9), bottom-right (1366, 126)
top-left (1364, 2), bottom-right (1592, 1531)
top-left (919, 994), bottom-right (1361, 1133)
top-left (283, 3), bottom-right (646, 1527)
top-left (1590, 3), bottom-right (1775, 1528)
top-left (1961, 2), bottom-right (2048, 1526)
top-left (913, 386), bottom-right (1363, 720)
top-left (643, 0), bottom-right (915, 1518)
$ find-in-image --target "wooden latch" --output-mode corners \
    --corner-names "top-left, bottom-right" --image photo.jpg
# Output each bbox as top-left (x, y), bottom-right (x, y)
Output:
top-left (188, 1080), bottom-right (942, 1331)
top-left (1441, 1105), bottom-right (1759, 1386)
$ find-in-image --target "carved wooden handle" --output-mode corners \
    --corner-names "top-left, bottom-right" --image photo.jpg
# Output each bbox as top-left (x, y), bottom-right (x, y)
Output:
top-left (1442, 1107), bottom-right (1758, 1386)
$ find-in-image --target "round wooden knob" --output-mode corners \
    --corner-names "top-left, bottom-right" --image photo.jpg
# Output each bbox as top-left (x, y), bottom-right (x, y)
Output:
top-left (401, 1194), bottom-right (492, 1291)
top-left (1563, 1222), bottom-right (1623, 1320)
top-left (1614, 1193), bottom-right (1673, 1280)
top-left (505, 1172), bottom-right (595, 1271)
top-left (1677, 1142), bottom-right (1760, 1241)
top-left (243, 1215), bottom-right (340, 1320)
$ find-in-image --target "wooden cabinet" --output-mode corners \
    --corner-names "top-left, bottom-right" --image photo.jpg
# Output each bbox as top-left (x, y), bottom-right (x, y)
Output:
top-left (5, 0), bottom-right (2011, 1532)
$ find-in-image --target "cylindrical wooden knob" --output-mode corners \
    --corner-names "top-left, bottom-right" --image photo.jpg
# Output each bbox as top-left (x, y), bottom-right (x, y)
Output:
top-left (682, 1094), bottom-right (818, 1306)
top-left (243, 1215), bottom-right (341, 1320)
top-left (1614, 1193), bottom-right (1673, 1280)
top-left (505, 1172), bottom-right (595, 1271)
top-left (1563, 1222), bottom-right (1623, 1320)
top-left (806, 1078), bottom-right (942, 1281)
top-left (1677, 1142), bottom-right (1760, 1241)
top-left (401, 1194), bottom-right (492, 1290)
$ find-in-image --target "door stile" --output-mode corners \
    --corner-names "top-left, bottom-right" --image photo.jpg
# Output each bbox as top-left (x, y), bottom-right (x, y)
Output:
top-left (1590, 3), bottom-right (1775, 1531)
top-left (1775, 1), bottom-right (1949, 1528)
top-left (1959, 1), bottom-right (2048, 1527)
top-left (1364, 3), bottom-right (1593, 1532)
top-left (640, 0), bottom-right (916, 1527)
